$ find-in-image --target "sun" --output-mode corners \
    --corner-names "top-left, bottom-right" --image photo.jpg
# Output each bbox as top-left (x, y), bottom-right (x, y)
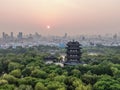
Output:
top-left (46, 25), bottom-right (50, 29)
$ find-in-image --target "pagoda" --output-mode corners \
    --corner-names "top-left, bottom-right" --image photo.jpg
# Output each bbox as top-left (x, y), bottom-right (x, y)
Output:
top-left (64, 40), bottom-right (82, 65)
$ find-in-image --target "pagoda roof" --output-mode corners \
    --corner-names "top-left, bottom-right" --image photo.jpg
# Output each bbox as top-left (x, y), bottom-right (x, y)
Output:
top-left (67, 40), bottom-right (81, 46)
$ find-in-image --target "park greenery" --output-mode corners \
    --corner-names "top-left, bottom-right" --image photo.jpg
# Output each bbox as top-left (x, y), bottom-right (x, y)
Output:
top-left (0, 45), bottom-right (120, 90)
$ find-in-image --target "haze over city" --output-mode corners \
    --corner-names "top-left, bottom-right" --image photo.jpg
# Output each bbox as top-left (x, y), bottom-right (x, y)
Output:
top-left (0, 0), bottom-right (120, 36)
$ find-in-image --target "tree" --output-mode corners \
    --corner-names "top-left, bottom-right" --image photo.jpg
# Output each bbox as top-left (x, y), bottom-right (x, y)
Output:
top-left (35, 82), bottom-right (47, 90)
top-left (47, 81), bottom-right (66, 90)
top-left (82, 73), bottom-right (99, 85)
top-left (71, 69), bottom-right (81, 78)
top-left (75, 84), bottom-right (92, 90)
top-left (8, 62), bottom-right (23, 72)
top-left (91, 61), bottom-right (113, 75)
top-left (111, 67), bottom-right (120, 78)
top-left (94, 75), bottom-right (120, 90)
top-left (64, 76), bottom-right (82, 90)
top-left (31, 69), bottom-right (47, 79)
top-left (0, 58), bottom-right (9, 73)
top-left (0, 79), bottom-right (8, 85)
top-left (54, 75), bottom-right (66, 83)
top-left (0, 84), bottom-right (15, 90)
top-left (10, 69), bottom-right (21, 78)
top-left (15, 85), bottom-right (33, 90)
top-left (2, 74), bottom-right (18, 84)
top-left (22, 67), bottom-right (32, 77)
top-left (18, 77), bottom-right (38, 87)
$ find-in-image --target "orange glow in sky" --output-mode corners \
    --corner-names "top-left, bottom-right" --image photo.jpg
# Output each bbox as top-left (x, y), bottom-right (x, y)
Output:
top-left (47, 25), bottom-right (50, 29)
top-left (0, 0), bottom-right (120, 36)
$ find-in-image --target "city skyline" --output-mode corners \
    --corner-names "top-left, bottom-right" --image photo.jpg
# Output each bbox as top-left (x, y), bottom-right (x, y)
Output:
top-left (0, 0), bottom-right (120, 36)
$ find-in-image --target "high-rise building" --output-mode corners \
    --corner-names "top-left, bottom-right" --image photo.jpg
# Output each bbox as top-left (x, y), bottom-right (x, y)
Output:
top-left (2, 32), bottom-right (5, 39)
top-left (64, 40), bottom-right (82, 65)
top-left (17, 32), bottom-right (23, 40)
top-left (63, 33), bottom-right (67, 38)
top-left (11, 32), bottom-right (14, 39)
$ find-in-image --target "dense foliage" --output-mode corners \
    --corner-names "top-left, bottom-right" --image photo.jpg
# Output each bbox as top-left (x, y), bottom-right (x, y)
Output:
top-left (0, 45), bottom-right (120, 90)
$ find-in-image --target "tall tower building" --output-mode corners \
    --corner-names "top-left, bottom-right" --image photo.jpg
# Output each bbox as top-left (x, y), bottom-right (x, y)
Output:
top-left (17, 32), bottom-right (23, 40)
top-left (2, 32), bottom-right (5, 39)
top-left (64, 33), bottom-right (67, 38)
top-left (64, 40), bottom-right (82, 65)
top-left (11, 32), bottom-right (14, 39)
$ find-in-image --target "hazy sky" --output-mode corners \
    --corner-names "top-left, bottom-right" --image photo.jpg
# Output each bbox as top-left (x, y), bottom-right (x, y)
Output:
top-left (0, 0), bottom-right (120, 36)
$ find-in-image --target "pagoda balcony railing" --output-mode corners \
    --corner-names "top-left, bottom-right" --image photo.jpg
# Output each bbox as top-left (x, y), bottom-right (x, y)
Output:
top-left (67, 59), bottom-right (80, 61)
top-left (66, 60), bottom-right (80, 62)
top-left (66, 52), bottom-right (81, 55)
top-left (67, 49), bottom-right (80, 52)
top-left (66, 47), bottom-right (81, 49)
top-left (66, 56), bottom-right (80, 59)
top-left (67, 44), bottom-right (80, 47)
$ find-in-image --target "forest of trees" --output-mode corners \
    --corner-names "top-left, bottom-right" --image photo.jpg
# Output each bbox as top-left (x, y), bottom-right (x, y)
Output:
top-left (0, 45), bottom-right (120, 90)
